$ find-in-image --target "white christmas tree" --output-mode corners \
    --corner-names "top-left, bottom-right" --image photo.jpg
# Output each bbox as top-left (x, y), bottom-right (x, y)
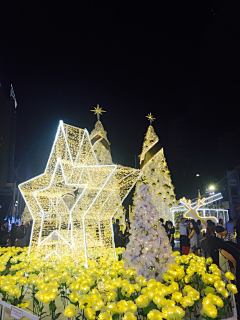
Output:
top-left (123, 184), bottom-right (175, 281)
top-left (134, 113), bottom-right (176, 222)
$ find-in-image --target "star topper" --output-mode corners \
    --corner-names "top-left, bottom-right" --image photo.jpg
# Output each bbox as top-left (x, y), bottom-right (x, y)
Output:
top-left (19, 121), bottom-right (141, 265)
top-left (91, 104), bottom-right (106, 121)
top-left (146, 112), bottom-right (155, 125)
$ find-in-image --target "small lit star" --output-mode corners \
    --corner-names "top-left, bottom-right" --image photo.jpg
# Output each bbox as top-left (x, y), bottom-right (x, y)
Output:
top-left (91, 104), bottom-right (106, 120)
top-left (146, 113), bottom-right (155, 125)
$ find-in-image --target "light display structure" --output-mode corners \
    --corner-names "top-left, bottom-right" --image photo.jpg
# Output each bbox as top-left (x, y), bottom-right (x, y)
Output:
top-left (89, 105), bottom-right (125, 229)
top-left (19, 121), bottom-right (141, 265)
top-left (180, 197), bottom-right (218, 227)
top-left (133, 114), bottom-right (176, 222)
top-left (171, 193), bottom-right (228, 235)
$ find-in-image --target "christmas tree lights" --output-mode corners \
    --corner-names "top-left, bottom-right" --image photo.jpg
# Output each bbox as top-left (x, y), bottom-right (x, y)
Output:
top-left (90, 105), bottom-right (125, 228)
top-left (134, 114), bottom-right (176, 222)
top-left (19, 121), bottom-right (141, 265)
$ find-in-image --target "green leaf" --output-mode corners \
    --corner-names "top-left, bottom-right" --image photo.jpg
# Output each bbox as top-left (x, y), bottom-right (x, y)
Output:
top-left (150, 302), bottom-right (157, 309)
top-left (132, 294), bottom-right (138, 299)
top-left (54, 312), bottom-right (62, 320)
top-left (61, 296), bottom-right (70, 301)
top-left (118, 288), bottom-right (123, 300)
top-left (200, 283), bottom-right (206, 290)
top-left (125, 297), bottom-right (132, 301)
top-left (185, 312), bottom-right (190, 318)
top-left (223, 298), bottom-right (230, 306)
top-left (143, 306), bottom-right (150, 315)
top-left (143, 302), bottom-right (157, 314)
top-left (112, 314), bottom-right (119, 320)
top-left (7, 299), bottom-right (14, 304)
top-left (193, 299), bottom-right (199, 308)
top-left (218, 308), bottom-right (227, 317)
top-left (90, 283), bottom-right (97, 290)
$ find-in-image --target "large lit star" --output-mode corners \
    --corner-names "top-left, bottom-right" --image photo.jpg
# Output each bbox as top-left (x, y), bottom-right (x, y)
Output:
top-left (19, 121), bottom-right (141, 264)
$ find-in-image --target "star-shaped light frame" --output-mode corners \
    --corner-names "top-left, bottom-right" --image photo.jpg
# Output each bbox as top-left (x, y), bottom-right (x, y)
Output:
top-left (90, 104), bottom-right (106, 120)
top-left (19, 121), bottom-right (141, 265)
top-left (146, 112), bottom-right (156, 125)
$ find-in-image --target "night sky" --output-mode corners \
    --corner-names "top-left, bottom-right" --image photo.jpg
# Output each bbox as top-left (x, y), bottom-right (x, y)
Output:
top-left (1, 1), bottom-right (240, 203)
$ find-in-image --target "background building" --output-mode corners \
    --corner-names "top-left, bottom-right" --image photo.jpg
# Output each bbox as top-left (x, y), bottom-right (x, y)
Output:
top-left (227, 170), bottom-right (240, 219)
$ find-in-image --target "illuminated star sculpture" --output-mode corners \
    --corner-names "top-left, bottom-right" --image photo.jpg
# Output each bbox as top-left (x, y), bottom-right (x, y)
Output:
top-left (91, 104), bottom-right (106, 121)
top-left (146, 112), bottom-right (155, 125)
top-left (19, 121), bottom-right (141, 265)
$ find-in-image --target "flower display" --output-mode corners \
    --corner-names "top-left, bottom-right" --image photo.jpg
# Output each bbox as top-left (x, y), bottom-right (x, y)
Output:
top-left (0, 246), bottom-right (236, 320)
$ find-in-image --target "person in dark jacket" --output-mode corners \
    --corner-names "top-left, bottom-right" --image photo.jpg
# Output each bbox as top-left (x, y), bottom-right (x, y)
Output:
top-left (0, 225), bottom-right (9, 246)
top-left (15, 227), bottom-right (26, 247)
top-left (25, 222), bottom-right (32, 246)
top-left (113, 219), bottom-right (121, 247)
top-left (206, 223), bottom-right (240, 304)
top-left (124, 221), bottom-right (131, 247)
top-left (167, 221), bottom-right (175, 250)
top-left (10, 224), bottom-right (17, 246)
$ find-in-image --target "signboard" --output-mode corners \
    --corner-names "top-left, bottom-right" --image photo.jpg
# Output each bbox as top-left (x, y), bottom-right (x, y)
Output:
top-left (10, 306), bottom-right (23, 320)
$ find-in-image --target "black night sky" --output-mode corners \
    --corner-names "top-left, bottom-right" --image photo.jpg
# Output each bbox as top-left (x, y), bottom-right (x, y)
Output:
top-left (1, 1), bottom-right (240, 203)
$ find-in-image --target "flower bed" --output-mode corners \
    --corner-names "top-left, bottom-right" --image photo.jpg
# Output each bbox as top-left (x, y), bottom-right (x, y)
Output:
top-left (0, 247), bottom-right (237, 320)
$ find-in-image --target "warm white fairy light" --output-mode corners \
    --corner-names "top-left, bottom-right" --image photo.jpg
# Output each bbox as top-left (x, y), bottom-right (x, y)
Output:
top-left (89, 108), bottom-right (126, 228)
top-left (134, 124), bottom-right (176, 222)
top-left (180, 197), bottom-right (218, 227)
top-left (171, 193), bottom-right (228, 231)
top-left (19, 121), bottom-right (141, 265)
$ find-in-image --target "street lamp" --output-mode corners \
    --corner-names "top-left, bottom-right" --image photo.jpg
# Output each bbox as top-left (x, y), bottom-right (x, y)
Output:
top-left (209, 185), bottom-right (215, 191)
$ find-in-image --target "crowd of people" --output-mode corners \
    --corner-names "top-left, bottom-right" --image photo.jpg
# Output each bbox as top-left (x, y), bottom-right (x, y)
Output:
top-left (0, 221), bottom-right (32, 247)
top-left (113, 217), bottom-right (177, 250)
top-left (178, 217), bottom-right (240, 257)
top-left (178, 218), bottom-right (204, 255)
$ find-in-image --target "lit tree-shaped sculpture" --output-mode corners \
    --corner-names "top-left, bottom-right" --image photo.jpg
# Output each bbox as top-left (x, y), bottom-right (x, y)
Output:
top-left (19, 121), bottom-right (141, 265)
top-left (90, 105), bottom-right (125, 229)
top-left (90, 104), bottom-right (112, 165)
top-left (123, 185), bottom-right (175, 281)
top-left (134, 113), bottom-right (176, 222)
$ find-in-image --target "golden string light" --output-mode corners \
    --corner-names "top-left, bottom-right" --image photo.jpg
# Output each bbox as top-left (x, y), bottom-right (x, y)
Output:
top-left (134, 122), bottom-right (176, 223)
top-left (180, 197), bottom-right (218, 227)
top-left (89, 109), bottom-right (126, 228)
top-left (19, 121), bottom-right (141, 265)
